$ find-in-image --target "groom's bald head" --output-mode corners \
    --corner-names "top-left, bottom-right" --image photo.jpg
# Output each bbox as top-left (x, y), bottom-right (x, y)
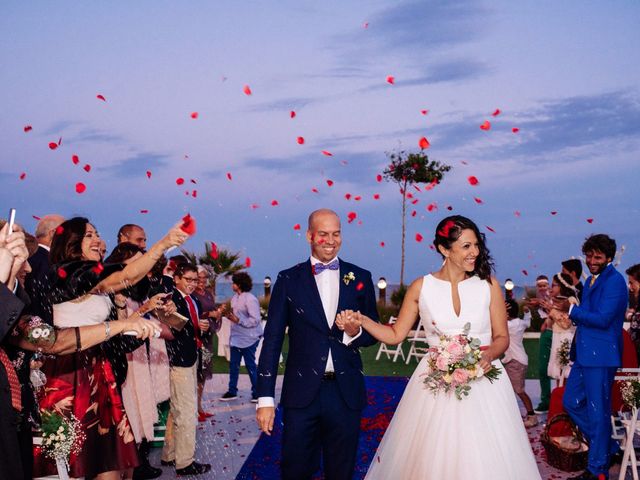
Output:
top-left (308, 209), bottom-right (339, 230)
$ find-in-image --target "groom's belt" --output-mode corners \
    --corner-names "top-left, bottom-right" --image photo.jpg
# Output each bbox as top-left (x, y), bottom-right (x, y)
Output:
top-left (322, 371), bottom-right (336, 381)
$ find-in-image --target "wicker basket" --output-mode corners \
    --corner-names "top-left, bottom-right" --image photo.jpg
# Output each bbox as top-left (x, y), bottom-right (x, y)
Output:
top-left (540, 413), bottom-right (589, 472)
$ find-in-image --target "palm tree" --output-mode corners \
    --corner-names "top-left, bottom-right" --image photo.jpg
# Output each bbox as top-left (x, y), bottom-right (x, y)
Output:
top-left (181, 242), bottom-right (246, 298)
top-left (383, 149), bottom-right (451, 286)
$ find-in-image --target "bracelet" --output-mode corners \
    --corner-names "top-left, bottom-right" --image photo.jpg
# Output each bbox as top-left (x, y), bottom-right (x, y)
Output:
top-left (105, 321), bottom-right (111, 341)
top-left (74, 327), bottom-right (82, 352)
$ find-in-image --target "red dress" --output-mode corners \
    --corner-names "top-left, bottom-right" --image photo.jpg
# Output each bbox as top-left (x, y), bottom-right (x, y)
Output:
top-left (33, 261), bottom-right (139, 478)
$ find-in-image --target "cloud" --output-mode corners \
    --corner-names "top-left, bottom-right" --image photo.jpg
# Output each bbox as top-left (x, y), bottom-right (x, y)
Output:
top-left (68, 128), bottom-right (128, 145)
top-left (39, 120), bottom-right (81, 136)
top-left (99, 151), bottom-right (172, 177)
top-left (244, 95), bottom-right (321, 113)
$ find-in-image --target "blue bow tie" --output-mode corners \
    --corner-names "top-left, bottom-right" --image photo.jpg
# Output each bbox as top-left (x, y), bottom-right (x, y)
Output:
top-left (313, 259), bottom-right (339, 275)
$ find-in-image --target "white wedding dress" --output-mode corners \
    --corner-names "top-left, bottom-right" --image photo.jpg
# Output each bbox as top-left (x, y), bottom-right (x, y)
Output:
top-left (365, 274), bottom-right (541, 480)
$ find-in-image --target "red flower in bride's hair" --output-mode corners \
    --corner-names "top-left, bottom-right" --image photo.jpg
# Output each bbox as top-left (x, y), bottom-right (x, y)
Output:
top-left (180, 214), bottom-right (197, 235)
top-left (437, 220), bottom-right (456, 238)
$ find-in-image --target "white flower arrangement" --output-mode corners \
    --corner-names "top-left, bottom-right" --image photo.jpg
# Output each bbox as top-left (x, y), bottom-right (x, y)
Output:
top-left (40, 409), bottom-right (85, 478)
top-left (343, 272), bottom-right (356, 285)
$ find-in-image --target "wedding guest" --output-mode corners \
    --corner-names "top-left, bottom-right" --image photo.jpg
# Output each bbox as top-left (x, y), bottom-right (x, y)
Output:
top-left (192, 265), bottom-right (222, 420)
top-left (562, 258), bottom-right (584, 300)
top-left (547, 273), bottom-right (578, 385)
top-left (504, 293), bottom-right (538, 428)
top-left (161, 263), bottom-right (212, 476)
top-left (24, 213), bottom-right (64, 325)
top-left (528, 275), bottom-right (552, 413)
top-left (220, 272), bottom-right (262, 403)
top-left (554, 234), bottom-right (627, 479)
top-left (106, 242), bottom-right (174, 480)
top-left (626, 264), bottom-right (640, 360)
top-left (118, 223), bottom-right (147, 249)
top-left (34, 216), bottom-right (188, 479)
top-left (0, 222), bottom-right (30, 480)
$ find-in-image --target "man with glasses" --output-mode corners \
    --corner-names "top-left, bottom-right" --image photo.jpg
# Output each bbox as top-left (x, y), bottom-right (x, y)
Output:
top-left (160, 263), bottom-right (211, 476)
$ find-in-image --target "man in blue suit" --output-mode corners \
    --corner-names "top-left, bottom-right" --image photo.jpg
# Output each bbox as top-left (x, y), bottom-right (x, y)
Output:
top-left (560, 234), bottom-right (627, 480)
top-left (256, 209), bottom-right (379, 480)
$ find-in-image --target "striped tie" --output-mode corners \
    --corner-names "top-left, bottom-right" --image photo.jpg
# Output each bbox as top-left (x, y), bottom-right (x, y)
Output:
top-left (589, 276), bottom-right (596, 287)
top-left (0, 348), bottom-right (21, 411)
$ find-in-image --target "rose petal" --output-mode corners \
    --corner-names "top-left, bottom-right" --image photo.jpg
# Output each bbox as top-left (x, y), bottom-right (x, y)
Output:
top-left (57, 267), bottom-right (67, 279)
top-left (512, 127), bottom-right (520, 133)
top-left (140, 209), bottom-right (149, 214)
top-left (210, 242), bottom-right (218, 259)
top-left (92, 263), bottom-right (104, 274)
top-left (146, 170), bottom-right (152, 179)
top-left (373, 194), bottom-right (380, 200)
top-left (326, 179), bottom-right (334, 187)
top-left (191, 190), bottom-right (197, 198)
top-left (474, 197), bottom-right (483, 204)
top-left (411, 210), bottom-right (417, 217)
top-left (321, 150), bottom-right (333, 156)
top-left (446, 205), bottom-right (453, 211)
top-left (226, 172), bottom-right (232, 181)
top-left (586, 218), bottom-right (594, 223)
top-left (23, 125), bottom-right (32, 132)
top-left (550, 211), bottom-right (558, 215)
top-left (48, 142), bottom-right (58, 150)
top-left (480, 120), bottom-right (491, 131)
top-left (427, 203), bottom-right (437, 212)
top-left (467, 176), bottom-right (479, 186)
top-left (491, 108), bottom-right (501, 116)
top-left (243, 85), bottom-right (252, 96)
top-left (180, 213), bottom-right (197, 235)
top-left (345, 193), bottom-right (352, 200)
top-left (514, 210), bottom-right (521, 217)
top-left (96, 94), bottom-right (106, 102)
top-left (55, 226), bottom-right (64, 235)
top-left (75, 182), bottom-right (86, 194)
top-left (376, 174), bottom-right (382, 182)
top-left (32, 215), bottom-right (41, 220)
top-left (72, 154), bottom-right (79, 165)
top-left (380, 242), bottom-right (385, 247)
top-left (486, 225), bottom-right (496, 233)
top-left (420, 110), bottom-right (429, 115)
top-left (296, 136), bottom-right (305, 145)
top-left (522, 269), bottom-right (528, 276)
top-left (83, 164), bottom-right (91, 173)
top-left (386, 75), bottom-right (395, 85)
top-left (176, 178), bottom-right (185, 185)
top-left (293, 223), bottom-right (301, 230)
top-left (290, 110), bottom-right (296, 118)
top-left (347, 212), bottom-right (357, 223)
top-left (354, 196), bottom-right (361, 201)
top-left (356, 282), bottom-right (364, 291)
top-left (271, 200), bottom-right (279, 206)
top-left (245, 257), bottom-right (251, 268)
top-left (311, 187), bottom-right (319, 193)
top-left (19, 172), bottom-right (26, 180)
top-left (190, 112), bottom-right (199, 119)
top-left (418, 137), bottom-right (430, 149)
top-left (415, 233), bottom-right (423, 242)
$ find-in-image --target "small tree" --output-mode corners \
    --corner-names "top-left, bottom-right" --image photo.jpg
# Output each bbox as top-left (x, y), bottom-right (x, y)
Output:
top-left (181, 242), bottom-right (246, 298)
top-left (383, 149), bottom-right (451, 286)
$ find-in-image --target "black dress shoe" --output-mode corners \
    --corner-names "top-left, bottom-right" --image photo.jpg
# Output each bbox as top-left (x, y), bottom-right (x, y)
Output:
top-left (569, 470), bottom-right (604, 480)
top-left (160, 459), bottom-right (175, 467)
top-left (133, 463), bottom-right (162, 480)
top-left (176, 461), bottom-right (212, 476)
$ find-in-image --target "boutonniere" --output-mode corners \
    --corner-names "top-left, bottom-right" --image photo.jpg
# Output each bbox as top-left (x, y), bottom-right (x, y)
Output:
top-left (343, 272), bottom-right (356, 285)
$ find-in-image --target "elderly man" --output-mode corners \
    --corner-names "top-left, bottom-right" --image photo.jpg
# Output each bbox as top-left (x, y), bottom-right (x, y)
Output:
top-left (117, 223), bottom-right (147, 249)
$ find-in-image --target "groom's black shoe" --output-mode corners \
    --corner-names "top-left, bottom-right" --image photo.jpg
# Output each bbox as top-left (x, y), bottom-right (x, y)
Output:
top-left (569, 470), bottom-right (605, 480)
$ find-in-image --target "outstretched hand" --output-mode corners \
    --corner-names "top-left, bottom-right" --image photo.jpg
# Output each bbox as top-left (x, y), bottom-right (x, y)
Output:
top-left (335, 310), bottom-right (362, 337)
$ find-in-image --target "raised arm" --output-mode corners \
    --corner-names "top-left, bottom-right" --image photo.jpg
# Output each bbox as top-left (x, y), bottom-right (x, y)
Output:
top-left (337, 277), bottom-right (423, 345)
top-left (92, 222), bottom-right (188, 294)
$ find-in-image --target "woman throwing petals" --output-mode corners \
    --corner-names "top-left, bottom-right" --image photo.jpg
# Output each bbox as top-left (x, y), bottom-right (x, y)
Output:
top-left (336, 216), bottom-right (540, 480)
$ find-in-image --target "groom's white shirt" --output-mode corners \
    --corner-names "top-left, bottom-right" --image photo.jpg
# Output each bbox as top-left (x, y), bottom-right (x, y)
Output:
top-left (257, 255), bottom-right (361, 409)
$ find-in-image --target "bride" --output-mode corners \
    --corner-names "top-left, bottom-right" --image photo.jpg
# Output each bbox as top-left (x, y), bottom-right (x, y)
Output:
top-left (336, 215), bottom-right (541, 480)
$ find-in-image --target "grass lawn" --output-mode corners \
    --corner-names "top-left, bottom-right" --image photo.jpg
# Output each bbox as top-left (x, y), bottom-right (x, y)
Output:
top-left (209, 336), bottom-right (542, 380)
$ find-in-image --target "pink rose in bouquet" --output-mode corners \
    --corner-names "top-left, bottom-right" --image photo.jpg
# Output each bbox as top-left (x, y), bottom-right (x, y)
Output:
top-left (452, 368), bottom-right (469, 385)
top-left (446, 341), bottom-right (463, 357)
top-left (435, 354), bottom-right (450, 371)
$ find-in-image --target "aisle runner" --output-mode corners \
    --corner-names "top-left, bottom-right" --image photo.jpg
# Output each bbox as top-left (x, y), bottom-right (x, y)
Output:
top-left (236, 376), bottom-right (577, 480)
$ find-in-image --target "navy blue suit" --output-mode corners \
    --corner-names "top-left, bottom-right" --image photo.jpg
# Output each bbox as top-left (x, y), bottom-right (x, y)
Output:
top-left (563, 263), bottom-right (628, 476)
top-left (257, 259), bottom-right (378, 480)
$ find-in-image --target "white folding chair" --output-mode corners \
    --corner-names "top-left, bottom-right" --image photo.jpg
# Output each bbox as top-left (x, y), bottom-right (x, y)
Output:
top-left (405, 317), bottom-right (429, 364)
top-left (375, 317), bottom-right (406, 362)
top-left (614, 368), bottom-right (640, 480)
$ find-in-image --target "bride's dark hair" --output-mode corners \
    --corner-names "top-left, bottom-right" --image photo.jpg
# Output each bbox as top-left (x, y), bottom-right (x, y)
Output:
top-left (433, 215), bottom-right (494, 281)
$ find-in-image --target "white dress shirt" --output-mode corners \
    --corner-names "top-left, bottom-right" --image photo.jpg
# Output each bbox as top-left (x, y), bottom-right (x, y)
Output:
top-left (257, 255), bottom-right (361, 409)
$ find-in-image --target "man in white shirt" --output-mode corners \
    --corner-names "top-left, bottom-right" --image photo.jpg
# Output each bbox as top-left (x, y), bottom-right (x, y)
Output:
top-left (256, 209), bottom-right (379, 480)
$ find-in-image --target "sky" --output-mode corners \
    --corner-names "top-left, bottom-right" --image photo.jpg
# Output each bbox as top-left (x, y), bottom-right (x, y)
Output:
top-left (1, 1), bottom-right (639, 286)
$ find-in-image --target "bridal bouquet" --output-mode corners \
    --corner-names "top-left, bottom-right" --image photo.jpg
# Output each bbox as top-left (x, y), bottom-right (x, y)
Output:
top-left (40, 409), bottom-right (85, 479)
top-left (557, 339), bottom-right (572, 368)
top-left (423, 322), bottom-right (501, 400)
top-left (620, 379), bottom-right (640, 409)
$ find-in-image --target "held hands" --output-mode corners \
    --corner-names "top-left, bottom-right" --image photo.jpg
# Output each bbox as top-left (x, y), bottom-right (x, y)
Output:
top-left (549, 309), bottom-right (572, 329)
top-left (0, 223), bottom-right (28, 284)
top-left (161, 221), bottom-right (190, 250)
top-left (335, 309), bottom-right (362, 337)
top-left (479, 350), bottom-right (494, 375)
top-left (125, 316), bottom-right (161, 340)
top-left (256, 406), bottom-right (275, 435)
top-left (198, 318), bottom-right (210, 332)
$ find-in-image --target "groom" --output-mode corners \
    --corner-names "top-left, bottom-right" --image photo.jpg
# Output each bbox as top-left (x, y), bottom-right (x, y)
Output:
top-left (256, 208), bottom-right (379, 480)
top-left (560, 234), bottom-right (627, 480)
